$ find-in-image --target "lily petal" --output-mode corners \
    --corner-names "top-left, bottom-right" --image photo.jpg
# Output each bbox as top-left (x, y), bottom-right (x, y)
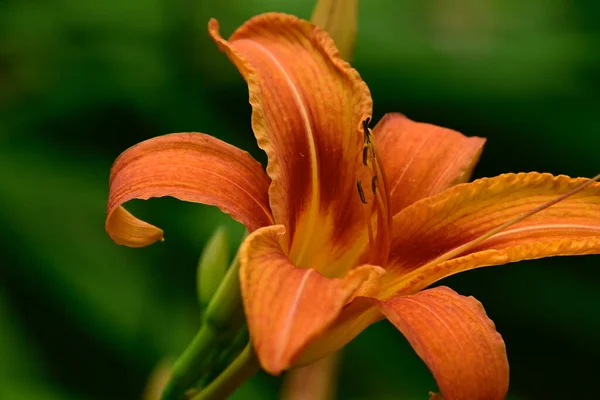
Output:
top-left (379, 286), bottom-right (509, 400)
top-left (239, 225), bottom-right (383, 374)
top-left (210, 13), bottom-right (373, 277)
top-left (373, 113), bottom-right (485, 215)
top-left (106, 133), bottom-right (272, 247)
top-left (381, 173), bottom-right (600, 296)
top-left (295, 296), bottom-right (383, 366)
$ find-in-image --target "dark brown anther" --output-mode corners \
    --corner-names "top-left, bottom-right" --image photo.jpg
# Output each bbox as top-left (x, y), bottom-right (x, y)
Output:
top-left (362, 117), bottom-right (371, 144)
top-left (362, 145), bottom-right (369, 166)
top-left (371, 175), bottom-right (378, 194)
top-left (356, 180), bottom-right (367, 204)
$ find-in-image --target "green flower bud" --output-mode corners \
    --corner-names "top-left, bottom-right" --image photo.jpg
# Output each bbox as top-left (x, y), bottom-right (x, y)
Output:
top-left (311, 0), bottom-right (358, 61)
top-left (197, 227), bottom-right (229, 310)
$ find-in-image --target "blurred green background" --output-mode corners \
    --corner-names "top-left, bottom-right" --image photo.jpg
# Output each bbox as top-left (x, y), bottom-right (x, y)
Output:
top-left (1, 0), bottom-right (599, 399)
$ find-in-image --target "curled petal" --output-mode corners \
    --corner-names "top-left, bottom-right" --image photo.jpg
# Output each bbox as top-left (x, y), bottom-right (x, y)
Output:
top-left (210, 13), bottom-right (373, 277)
top-left (373, 113), bottom-right (485, 215)
top-left (379, 287), bottom-right (509, 400)
top-left (381, 173), bottom-right (600, 296)
top-left (239, 225), bottom-right (383, 374)
top-left (107, 206), bottom-right (164, 247)
top-left (106, 133), bottom-right (272, 247)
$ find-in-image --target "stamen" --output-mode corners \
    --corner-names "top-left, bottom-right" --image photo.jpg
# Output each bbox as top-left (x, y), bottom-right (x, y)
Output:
top-left (372, 174), bottom-right (392, 263)
top-left (371, 175), bottom-right (378, 194)
top-left (359, 116), bottom-right (393, 265)
top-left (362, 117), bottom-right (371, 144)
top-left (417, 172), bottom-right (600, 270)
top-left (356, 180), bottom-right (367, 204)
top-left (367, 202), bottom-right (375, 250)
top-left (367, 143), bottom-right (393, 264)
top-left (362, 145), bottom-right (369, 166)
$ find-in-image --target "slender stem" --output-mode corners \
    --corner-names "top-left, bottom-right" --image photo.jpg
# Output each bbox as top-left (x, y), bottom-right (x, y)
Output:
top-left (191, 343), bottom-right (260, 400)
top-left (160, 324), bottom-right (218, 400)
top-left (204, 252), bottom-right (243, 330)
top-left (162, 241), bottom-right (247, 400)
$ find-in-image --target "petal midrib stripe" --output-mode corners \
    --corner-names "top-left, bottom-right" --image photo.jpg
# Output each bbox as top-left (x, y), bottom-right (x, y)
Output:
top-left (245, 39), bottom-right (320, 264)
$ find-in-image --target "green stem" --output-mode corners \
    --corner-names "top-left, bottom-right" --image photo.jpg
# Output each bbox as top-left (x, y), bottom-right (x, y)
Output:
top-left (204, 252), bottom-right (243, 330)
top-left (191, 343), bottom-right (260, 400)
top-left (161, 248), bottom-right (246, 400)
top-left (161, 324), bottom-right (217, 400)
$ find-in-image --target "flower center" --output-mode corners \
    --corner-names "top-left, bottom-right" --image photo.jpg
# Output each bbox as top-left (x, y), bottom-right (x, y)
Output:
top-left (357, 118), bottom-right (392, 266)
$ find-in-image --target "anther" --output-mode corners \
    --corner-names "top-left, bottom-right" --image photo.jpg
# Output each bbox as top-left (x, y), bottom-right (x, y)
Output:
top-left (356, 180), bottom-right (367, 204)
top-left (371, 175), bottom-right (378, 194)
top-left (362, 117), bottom-right (371, 144)
top-left (362, 117), bottom-right (371, 130)
top-left (362, 145), bottom-right (369, 166)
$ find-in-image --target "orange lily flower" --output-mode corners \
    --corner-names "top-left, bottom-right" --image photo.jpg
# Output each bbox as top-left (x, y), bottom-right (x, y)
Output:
top-left (105, 13), bottom-right (600, 400)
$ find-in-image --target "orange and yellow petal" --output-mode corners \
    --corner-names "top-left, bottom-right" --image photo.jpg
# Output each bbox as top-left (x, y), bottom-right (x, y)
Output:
top-left (379, 286), bottom-right (509, 400)
top-left (106, 133), bottom-right (273, 247)
top-left (210, 13), bottom-right (373, 276)
top-left (295, 296), bottom-right (383, 366)
top-left (381, 173), bottom-right (600, 296)
top-left (373, 113), bottom-right (485, 215)
top-left (239, 225), bottom-right (383, 374)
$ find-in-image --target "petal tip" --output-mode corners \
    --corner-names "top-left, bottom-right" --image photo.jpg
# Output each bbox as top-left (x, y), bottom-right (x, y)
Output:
top-left (379, 287), bottom-right (509, 400)
top-left (257, 355), bottom-right (286, 376)
top-left (207, 17), bottom-right (219, 33)
top-left (106, 206), bottom-right (165, 248)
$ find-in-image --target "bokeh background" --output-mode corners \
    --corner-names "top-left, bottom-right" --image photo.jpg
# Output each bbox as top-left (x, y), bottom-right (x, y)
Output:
top-left (1, 0), bottom-right (599, 399)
